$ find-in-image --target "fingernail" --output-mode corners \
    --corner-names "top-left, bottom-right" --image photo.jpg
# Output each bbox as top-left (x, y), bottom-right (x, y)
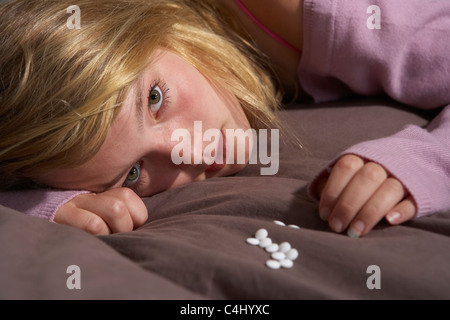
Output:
top-left (319, 207), bottom-right (330, 221)
top-left (386, 212), bottom-right (401, 224)
top-left (347, 220), bottom-right (365, 238)
top-left (330, 217), bottom-right (343, 233)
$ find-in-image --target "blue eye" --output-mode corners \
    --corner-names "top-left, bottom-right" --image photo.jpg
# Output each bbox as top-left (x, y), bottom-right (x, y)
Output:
top-left (148, 85), bottom-right (163, 113)
top-left (123, 162), bottom-right (140, 188)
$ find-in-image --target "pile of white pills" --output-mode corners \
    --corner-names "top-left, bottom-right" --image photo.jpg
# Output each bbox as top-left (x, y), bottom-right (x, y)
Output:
top-left (246, 221), bottom-right (300, 270)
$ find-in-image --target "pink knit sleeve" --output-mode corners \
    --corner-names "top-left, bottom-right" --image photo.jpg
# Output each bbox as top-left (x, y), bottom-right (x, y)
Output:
top-left (0, 189), bottom-right (90, 221)
top-left (301, 0), bottom-right (450, 217)
top-left (299, 0), bottom-right (450, 109)
top-left (311, 106), bottom-right (450, 218)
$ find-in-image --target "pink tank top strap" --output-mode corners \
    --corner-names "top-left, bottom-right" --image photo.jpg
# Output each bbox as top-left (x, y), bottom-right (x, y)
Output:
top-left (234, 0), bottom-right (302, 54)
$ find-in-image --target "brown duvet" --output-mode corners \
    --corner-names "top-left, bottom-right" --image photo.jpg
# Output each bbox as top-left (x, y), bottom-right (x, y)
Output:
top-left (1, 97), bottom-right (449, 299)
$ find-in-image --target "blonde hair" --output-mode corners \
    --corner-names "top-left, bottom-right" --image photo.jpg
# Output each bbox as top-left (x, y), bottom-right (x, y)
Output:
top-left (0, 0), bottom-right (282, 189)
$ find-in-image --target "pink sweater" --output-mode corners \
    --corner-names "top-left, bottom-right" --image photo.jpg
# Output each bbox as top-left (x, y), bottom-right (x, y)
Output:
top-left (1, 0), bottom-right (450, 221)
top-left (300, 0), bottom-right (450, 217)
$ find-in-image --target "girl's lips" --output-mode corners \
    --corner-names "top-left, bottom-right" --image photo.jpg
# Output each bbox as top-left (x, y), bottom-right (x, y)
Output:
top-left (205, 129), bottom-right (227, 173)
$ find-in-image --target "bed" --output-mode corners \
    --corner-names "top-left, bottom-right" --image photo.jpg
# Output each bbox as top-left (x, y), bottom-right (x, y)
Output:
top-left (1, 97), bottom-right (449, 300)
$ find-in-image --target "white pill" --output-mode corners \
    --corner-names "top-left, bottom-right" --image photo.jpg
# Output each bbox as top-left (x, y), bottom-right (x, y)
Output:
top-left (265, 243), bottom-right (279, 253)
top-left (279, 242), bottom-right (291, 253)
top-left (259, 237), bottom-right (272, 248)
top-left (266, 259), bottom-right (281, 270)
top-left (271, 251), bottom-right (286, 261)
top-left (255, 228), bottom-right (268, 240)
top-left (246, 237), bottom-right (260, 246)
top-left (280, 259), bottom-right (294, 269)
top-left (285, 248), bottom-right (299, 261)
top-left (273, 220), bottom-right (285, 226)
top-left (288, 224), bottom-right (300, 229)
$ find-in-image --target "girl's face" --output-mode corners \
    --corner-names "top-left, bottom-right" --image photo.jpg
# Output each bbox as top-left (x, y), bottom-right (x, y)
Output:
top-left (37, 50), bottom-right (252, 196)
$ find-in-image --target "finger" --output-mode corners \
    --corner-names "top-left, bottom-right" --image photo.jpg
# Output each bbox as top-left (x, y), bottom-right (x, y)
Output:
top-left (346, 177), bottom-right (406, 238)
top-left (328, 161), bottom-right (388, 233)
top-left (319, 155), bottom-right (365, 220)
top-left (110, 188), bottom-right (148, 228)
top-left (54, 203), bottom-right (111, 235)
top-left (85, 188), bottom-right (148, 231)
top-left (385, 196), bottom-right (417, 225)
top-left (74, 192), bottom-right (135, 233)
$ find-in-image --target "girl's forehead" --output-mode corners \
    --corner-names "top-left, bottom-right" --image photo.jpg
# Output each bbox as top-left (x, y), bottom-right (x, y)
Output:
top-left (36, 99), bottom-right (140, 192)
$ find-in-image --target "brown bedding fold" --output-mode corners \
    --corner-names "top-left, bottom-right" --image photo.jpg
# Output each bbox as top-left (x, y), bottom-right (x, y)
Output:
top-left (1, 98), bottom-right (449, 299)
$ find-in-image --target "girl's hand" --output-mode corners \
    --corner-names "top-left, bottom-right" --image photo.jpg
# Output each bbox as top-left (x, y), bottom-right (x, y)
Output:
top-left (315, 154), bottom-right (417, 238)
top-left (54, 188), bottom-right (148, 235)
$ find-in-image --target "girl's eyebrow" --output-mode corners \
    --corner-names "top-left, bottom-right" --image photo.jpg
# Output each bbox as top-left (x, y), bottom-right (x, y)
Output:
top-left (135, 80), bottom-right (144, 130)
top-left (97, 167), bottom-right (131, 193)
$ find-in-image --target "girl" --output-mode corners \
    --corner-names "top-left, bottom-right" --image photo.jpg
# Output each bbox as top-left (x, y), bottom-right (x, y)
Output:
top-left (1, 0), bottom-right (449, 238)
